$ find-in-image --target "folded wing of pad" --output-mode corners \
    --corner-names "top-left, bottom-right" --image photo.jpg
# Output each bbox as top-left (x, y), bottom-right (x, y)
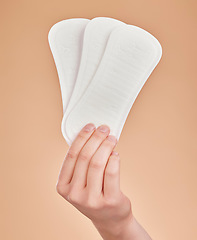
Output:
top-left (61, 17), bottom-right (126, 141)
top-left (64, 24), bottom-right (162, 146)
top-left (48, 18), bottom-right (90, 113)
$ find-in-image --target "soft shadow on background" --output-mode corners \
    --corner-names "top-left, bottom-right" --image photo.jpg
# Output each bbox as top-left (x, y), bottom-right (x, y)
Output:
top-left (0, 0), bottom-right (196, 239)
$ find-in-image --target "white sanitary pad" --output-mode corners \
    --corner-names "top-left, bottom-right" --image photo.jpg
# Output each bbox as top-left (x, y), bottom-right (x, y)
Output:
top-left (61, 17), bottom-right (127, 144)
top-left (48, 18), bottom-right (90, 113)
top-left (48, 17), bottom-right (162, 146)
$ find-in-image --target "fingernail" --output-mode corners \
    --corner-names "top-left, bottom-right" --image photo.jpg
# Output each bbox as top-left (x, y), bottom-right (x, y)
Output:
top-left (112, 151), bottom-right (119, 156)
top-left (84, 123), bottom-right (96, 132)
top-left (98, 125), bottom-right (110, 133)
top-left (107, 135), bottom-right (117, 143)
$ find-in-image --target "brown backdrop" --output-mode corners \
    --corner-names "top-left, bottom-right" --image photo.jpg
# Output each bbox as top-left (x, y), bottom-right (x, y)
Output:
top-left (1, 0), bottom-right (197, 239)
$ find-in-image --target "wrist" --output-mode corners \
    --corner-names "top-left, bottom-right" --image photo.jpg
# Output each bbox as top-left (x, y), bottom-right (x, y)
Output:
top-left (92, 213), bottom-right (152, 240)
top-left (115, 215), bottom-right (152, 240)
top-left (92, 211), bottom-right (134, 240)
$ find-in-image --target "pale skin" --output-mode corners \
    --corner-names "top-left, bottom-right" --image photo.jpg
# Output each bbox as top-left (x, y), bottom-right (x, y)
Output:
top-left (56, 123), bottom-right (152, 240)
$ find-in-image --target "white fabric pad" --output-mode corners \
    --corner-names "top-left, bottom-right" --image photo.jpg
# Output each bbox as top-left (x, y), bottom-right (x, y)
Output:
top-left (61, 17), bottom-right (125, 142)
top-left (48, 18), bottom-right (90, 113)
top-left (64, 24), bottom-right (162, 146)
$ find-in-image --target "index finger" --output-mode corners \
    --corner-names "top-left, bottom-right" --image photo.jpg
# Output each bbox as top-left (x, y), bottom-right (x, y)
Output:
top-left (57, 123), bottom-right (96, 185)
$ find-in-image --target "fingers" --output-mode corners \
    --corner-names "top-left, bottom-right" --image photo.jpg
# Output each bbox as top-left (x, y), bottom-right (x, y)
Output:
top-left (57, 123), bottom-right (121, 205)
top-left (86, 135), bottom-right (117, 197)
top-left (103, 151), bottom-right (120, 200)
top-left (57, 123), bottom-right (96, 185)
top-left (69, 125), bottom-right (110, 188)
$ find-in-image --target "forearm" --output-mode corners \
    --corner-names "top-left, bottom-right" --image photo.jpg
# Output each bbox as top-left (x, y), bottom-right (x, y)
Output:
top-left (92, 214), bottom-right (152, 240)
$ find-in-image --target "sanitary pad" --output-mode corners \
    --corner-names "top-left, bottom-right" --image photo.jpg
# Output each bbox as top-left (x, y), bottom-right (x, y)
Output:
top-left (48, 17), bottom-right (162, 146)
top-left (48, 18), bottom-right (90, 113)
top-left (61, 17), bottom-right (127, 144)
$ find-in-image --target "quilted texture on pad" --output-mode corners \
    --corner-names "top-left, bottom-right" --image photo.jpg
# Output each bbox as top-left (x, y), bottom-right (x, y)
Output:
top-left (64, 24), bottom-right (162, 145)
top-left (48, 17), bottom-right (162, 146)
top-left (61, 17), bottom-right (126, 141)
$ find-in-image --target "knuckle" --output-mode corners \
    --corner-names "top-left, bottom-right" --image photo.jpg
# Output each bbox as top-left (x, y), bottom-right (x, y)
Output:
top-left (77, 132), bottom-right (87, 140)
top-left (68, 191), bottom-right (80, 204)
top-left (78, 151), bottom-right (90, 162)
top-left (111, 154), bottom-right (120, 161)
top-left (104, 197), bottom-right (119, 207)
top-left (105, 167), bottom-right (119, 176)
top-left (93, 132), bottom-right (105, 141)
top-left (89, 159), bottom-right (103, 170)
top-left (102, 141), bottom-right (115, 150)
top-left (56, 182), bottom-right (65, 196)
top-left (86, 199), bottom-right (99, 210)
top-left (66, 149), bottom-right (78, 160)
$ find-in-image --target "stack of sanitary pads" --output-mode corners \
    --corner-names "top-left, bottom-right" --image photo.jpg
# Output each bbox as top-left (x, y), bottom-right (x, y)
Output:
top-left (48, 17), bottom-right (162, 146)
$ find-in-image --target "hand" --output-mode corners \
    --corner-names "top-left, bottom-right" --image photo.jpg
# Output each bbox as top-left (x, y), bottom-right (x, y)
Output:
top-left (56, 123), bottom-right (133, 238)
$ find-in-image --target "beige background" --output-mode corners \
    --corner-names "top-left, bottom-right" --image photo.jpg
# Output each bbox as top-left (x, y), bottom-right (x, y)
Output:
top-left (0, 0), bottom-right (197, 239)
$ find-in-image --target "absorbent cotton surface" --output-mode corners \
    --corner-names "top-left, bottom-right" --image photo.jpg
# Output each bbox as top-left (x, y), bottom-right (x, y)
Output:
top-left (61, 17), bottom-right (126, 142)
top-left (48, 18), bottom-right (90, 113)
top-left (64, 24), bottom-right (162, 146)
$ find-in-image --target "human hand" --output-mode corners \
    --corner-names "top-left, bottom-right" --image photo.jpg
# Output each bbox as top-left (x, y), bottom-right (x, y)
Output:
top-left (56, 123), bottom-right (133, 238)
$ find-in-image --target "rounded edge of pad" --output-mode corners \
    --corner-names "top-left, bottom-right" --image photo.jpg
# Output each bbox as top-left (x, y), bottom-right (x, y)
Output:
top-left (48, 18), bottom-right (90, 46)
top-left (126, 24), bottom-right (162, 62)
